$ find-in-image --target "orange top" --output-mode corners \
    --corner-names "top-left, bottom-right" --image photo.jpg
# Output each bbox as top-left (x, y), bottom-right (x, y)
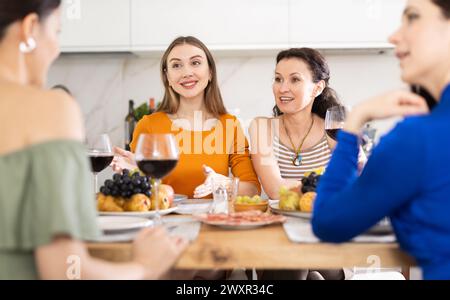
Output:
top-left (130, 112), bottom-right (261, 198)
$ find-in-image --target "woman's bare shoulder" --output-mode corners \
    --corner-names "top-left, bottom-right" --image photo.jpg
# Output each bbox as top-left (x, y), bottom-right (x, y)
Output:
top-left (0, 85), bottom-right (85, 154)
top-left (17, 86), bottom-right (84, 141)
top-left (250, 116), bottom-right (278, 127)
top-left (249, 116), bottom-right (279, 146)
top-left (37, 89), bottom-right (85, 141)
top-left (252, 116), bottom-right (276, 121)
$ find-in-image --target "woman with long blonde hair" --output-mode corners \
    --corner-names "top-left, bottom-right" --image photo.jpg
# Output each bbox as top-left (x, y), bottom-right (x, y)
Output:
top-left (112, 36), bottom-right (260, 199)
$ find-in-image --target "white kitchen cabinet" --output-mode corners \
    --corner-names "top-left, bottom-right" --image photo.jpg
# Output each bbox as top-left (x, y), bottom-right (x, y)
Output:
top-left (289, 0), bottom-right (406, 47)
top-left (60, 0), bottom-right (130, 51)
top-left (131, 0), bottom-right (289, 50)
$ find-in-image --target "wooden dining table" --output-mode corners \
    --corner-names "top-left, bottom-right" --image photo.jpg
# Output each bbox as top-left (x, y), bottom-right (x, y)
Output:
top-left (87, 217), bottom-right (415, 276)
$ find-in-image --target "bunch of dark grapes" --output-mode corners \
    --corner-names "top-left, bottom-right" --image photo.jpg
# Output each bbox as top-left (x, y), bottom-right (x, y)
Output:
top-left (301, 172), bottom-right (321, 193)
top-left (99, 169), bottom-right (152, 198)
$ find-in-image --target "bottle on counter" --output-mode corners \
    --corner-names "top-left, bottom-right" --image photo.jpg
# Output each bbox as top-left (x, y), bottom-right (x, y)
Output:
top-left (124, 99), bottom-right (137, 151)
top-left (149, 97), bottom-right (156, 115)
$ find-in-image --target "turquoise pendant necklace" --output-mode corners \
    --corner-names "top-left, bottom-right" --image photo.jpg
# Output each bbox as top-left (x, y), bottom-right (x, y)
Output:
top-left (292, 153), bottom-right (302, 166)
top-left (282, 116), bottom-right (315, 167)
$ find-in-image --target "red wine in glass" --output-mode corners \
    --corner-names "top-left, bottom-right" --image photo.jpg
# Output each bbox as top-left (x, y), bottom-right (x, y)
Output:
top-left (135, 134), bottom-right (179, 224)
top-left (137, 159), bottom-right (178, 179)
top-left (325, 128), bottom-right (341, 140)
top-left (325, 106), bottom-right (346, 140)
top-left (86, 134), bottom-right (113, 193)
top-left (89, 153), bottom-right (114, 173)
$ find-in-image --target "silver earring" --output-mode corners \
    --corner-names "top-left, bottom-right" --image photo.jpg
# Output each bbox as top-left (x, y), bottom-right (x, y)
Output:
top-left (19, 38), bottom-right (36, 53)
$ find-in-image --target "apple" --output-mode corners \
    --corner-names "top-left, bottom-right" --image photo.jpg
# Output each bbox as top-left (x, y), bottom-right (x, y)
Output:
top-left (151, 184), bottom-right (174, 210)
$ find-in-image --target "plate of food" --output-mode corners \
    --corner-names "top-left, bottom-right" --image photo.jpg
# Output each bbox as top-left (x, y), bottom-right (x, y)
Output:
top-left (98, 206), bottom-right (178, 218)
top-left (174, 199), bottom-right (213, 215)
top-left (97, 171), bottom-right (178, 218)
top-left (97, 216), bottom-right (153, 232)
top-left (270, 174), bottom-right (321, 219)
top-left (269, 200), bottom-right (312, 219)
top-left (194, 211), bottom-right (286, 230)
top-left (234, 195), bottom-right (268, 212)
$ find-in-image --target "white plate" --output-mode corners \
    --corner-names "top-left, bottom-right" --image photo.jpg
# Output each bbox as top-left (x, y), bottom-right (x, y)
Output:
top-left (175, 199), bottom-right (213, 215)
top-left (99, 206), bottom-right (178, 218)
top-left (194, 212), bottom-right (286, 230)
top-left (210, 223), bottom-right (269, 230)
top-left (97, 216), bottom-right (153, 232)
top-left (269, 200), bottom-right (312, 219)
top-left (174, 194), bottom-right (188, 203)
top-left (366, 219), bottom-right (393, 235)
top-left (88, 231), bottom-right (139, 243)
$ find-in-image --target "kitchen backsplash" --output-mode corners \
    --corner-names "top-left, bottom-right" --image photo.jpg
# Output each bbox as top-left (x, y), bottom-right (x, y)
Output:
top-left (47, 52), bottom-right (404, 148)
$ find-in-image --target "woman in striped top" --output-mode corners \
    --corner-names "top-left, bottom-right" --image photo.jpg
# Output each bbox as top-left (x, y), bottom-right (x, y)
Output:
top-left (249, 48), bottom-right (340, 200)
top-left (249, 48), bottom-right (346, 280)
top-left (273, 134), bottom-right (331, 179)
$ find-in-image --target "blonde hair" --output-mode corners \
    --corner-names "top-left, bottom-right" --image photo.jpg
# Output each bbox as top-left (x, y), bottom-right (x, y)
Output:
top-left (158, 36), bottom-right (227, 117)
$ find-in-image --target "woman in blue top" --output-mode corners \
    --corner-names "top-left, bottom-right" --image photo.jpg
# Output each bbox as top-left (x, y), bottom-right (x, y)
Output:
top-left (312, 0), bottom-right (450, 279)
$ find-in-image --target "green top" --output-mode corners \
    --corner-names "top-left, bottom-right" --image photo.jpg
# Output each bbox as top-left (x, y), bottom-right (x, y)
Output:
top-left (0, 140), bottom-right (100, 279)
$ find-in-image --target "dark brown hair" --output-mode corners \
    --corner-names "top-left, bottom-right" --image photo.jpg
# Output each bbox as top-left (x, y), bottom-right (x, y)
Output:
top-left (272, 48), bottom-right (341, 119)
top-left (411, 85), bottom-right (437, 111)
top-left (158, 36), bottom-right (227, 117)
top-left (432, 0), bottom-right (450, 18)
top-left (410, 1), bottom-right (449, 108)
top-left (0, 0), bottom-right (61, 40)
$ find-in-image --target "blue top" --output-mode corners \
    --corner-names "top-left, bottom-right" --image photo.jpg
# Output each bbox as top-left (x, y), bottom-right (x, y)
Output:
top-left (312, 84), bottom-right (450, 280)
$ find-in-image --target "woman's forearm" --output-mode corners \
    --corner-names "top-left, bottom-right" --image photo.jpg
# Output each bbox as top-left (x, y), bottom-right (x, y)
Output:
top-left (238, 181), bottom-right (259, 196)
top-left (80, 257), bottom-right (152, 280)
top-left (263, 179), bottom-right (300, 200)
top-left (36, 238), bottom-right (157, 280)
top-left (344, 107), bottom-right (370, 135)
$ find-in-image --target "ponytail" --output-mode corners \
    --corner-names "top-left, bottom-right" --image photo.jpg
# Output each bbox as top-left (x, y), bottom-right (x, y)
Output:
top-left (312, 86), bottom-right (341, 119)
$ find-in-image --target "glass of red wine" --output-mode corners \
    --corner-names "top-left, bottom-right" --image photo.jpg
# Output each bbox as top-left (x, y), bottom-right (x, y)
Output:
top-left (87, 134), bottom-right (114, 194)
top-left (135, 133), bottom-right (179, 224)
top-left (325, 106), bottom-right (347, 140)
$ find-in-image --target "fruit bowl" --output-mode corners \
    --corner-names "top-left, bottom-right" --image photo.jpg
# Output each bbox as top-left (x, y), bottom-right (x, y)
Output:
top-left (234, 200), bottom-right (268, 213)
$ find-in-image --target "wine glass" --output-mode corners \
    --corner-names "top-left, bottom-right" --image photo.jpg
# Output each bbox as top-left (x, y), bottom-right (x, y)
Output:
top-left (325, 106), bottom-right (347, 140)
top-left (135, 134), bottom-right (179, 224)
top-left (86, 134), bottom-right (114, 194)
top-left (361, 123), bottom-right (377, 157)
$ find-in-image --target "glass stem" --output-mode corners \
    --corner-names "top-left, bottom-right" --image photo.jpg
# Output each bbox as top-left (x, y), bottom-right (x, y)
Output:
top-left (94, 172), bottom-right (98, 195)
top-left (154, 178), bottom-right (162, 225)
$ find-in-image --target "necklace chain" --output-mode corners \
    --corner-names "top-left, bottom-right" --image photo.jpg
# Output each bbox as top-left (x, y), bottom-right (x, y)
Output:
top-left (282, 116), bottom-right (315, 166)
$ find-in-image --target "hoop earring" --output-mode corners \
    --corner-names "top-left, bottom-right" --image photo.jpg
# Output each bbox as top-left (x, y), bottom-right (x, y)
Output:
top-left (19, 38), bottom-right (36, 53)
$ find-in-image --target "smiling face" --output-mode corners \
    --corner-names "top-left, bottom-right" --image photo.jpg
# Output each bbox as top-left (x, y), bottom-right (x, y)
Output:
top-left (273, 58), bottom-right (322, 115)
top-left (389, 0), bottom-right (450, 87)
top-left (165, 43), bottom-right (211, 101)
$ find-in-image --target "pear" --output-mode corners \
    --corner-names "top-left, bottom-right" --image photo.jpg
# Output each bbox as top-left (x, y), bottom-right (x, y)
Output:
top-left (124, 193), bottom-right (151, 212)
top-left (279, 190), bottom-right (300, 211)
top-left (299, 192), bottom-right (317, 212)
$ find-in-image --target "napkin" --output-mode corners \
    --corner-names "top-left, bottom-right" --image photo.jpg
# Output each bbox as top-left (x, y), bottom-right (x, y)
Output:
top-left (283, 218), bottom-right (396, 243)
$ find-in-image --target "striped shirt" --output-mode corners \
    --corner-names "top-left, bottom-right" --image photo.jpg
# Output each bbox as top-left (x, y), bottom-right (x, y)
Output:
top-left (273, 133), bottom-right (332, 179)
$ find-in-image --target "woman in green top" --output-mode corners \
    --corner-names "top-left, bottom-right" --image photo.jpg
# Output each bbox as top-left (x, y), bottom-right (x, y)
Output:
top-left (0, 0), bottom-right (187, 280)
